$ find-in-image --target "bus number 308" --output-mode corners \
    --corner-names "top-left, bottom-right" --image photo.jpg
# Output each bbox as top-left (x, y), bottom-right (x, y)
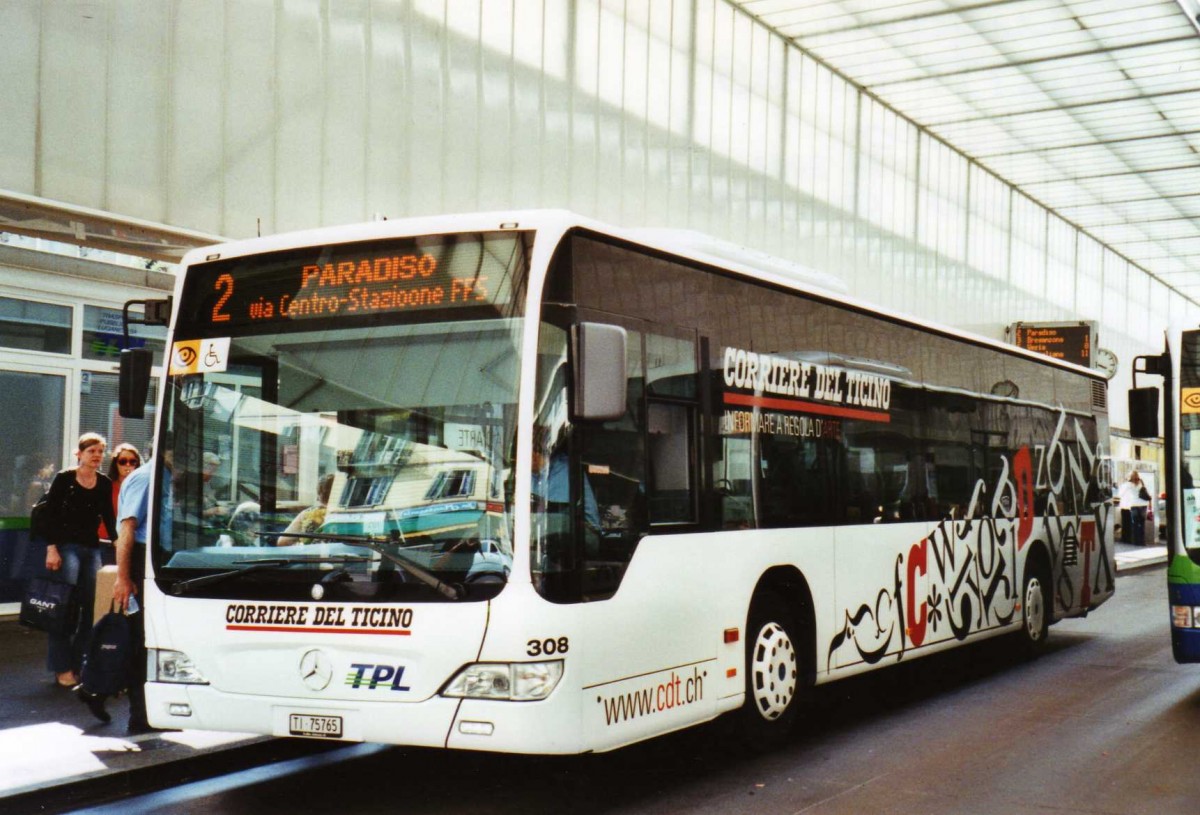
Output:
top-left (527, 637), bottom-right (569, 657)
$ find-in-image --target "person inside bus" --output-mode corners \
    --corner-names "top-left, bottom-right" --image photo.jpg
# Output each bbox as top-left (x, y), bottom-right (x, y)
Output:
top-left (276, 473), bottom-right (335, 546)
top-left (1118, 471), bottom-right (1151, 547)
top-left (199, 451), bottom-right (227, 523)
top-left (531, 427), bottom-right (601, 532)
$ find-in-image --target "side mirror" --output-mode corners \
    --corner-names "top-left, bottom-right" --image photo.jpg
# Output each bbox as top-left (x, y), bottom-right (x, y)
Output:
top-left (1128, 387), bottom-right (1160, 439)
top-left (572, 322), bottom-right (627, 421)
top-left (119, 347), bottom-right (153, 419)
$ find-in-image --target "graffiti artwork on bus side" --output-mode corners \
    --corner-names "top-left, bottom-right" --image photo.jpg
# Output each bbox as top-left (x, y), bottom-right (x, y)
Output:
top-left (828, 413), bottom-right (1112, 668)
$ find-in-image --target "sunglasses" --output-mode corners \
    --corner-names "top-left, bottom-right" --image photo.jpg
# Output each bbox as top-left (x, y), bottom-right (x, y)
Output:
top-left (116, 458), bottom-right (139, 466)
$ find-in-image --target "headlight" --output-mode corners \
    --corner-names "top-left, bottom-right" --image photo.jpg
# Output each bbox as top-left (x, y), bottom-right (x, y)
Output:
top-left (151, 648), bottom-right (210, 684)
top-left (442, 661), bottom-right (563, 701)
top-left (1172, 606), bottom-right (1194, 629)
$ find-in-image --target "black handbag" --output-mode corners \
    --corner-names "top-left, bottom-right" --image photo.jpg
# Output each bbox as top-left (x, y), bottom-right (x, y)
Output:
top-left (81, 610), bottom-right (133, 696)
top-left (1139, 485), bottom-right (1151, 502)
top-left (18, 577), bottom-right (79, 636)
top-left (29, 490), bottom-right (52, 541)
top-left (30, 470), bottom-right (69, 543)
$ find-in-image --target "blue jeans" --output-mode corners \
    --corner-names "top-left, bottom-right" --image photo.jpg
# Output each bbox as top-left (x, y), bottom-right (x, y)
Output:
top-left (1129, 506), bottom-right (1147, 547)
top-left (46, 543), bottom-right (101, 675)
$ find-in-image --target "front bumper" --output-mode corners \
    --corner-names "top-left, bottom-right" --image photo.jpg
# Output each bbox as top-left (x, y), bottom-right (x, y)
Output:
top-left (145, 683), bottom-right (585, 754)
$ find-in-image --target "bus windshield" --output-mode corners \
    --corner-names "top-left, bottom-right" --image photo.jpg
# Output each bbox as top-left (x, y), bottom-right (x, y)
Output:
top-left (153, 232), bottom-right (528, 602)
top-left (1179, 330), bottom-right (1200, 561)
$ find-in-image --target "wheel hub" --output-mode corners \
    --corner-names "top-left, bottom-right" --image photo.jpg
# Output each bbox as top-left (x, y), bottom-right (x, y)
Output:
top-left (750, 621), bottom-right (797, 720)
top-left (1025, 577), bottom-right (1045, 641)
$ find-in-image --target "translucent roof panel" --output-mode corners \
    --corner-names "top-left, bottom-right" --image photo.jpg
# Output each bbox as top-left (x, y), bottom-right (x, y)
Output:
top-left (732, 0), bottom-right (1200, 293)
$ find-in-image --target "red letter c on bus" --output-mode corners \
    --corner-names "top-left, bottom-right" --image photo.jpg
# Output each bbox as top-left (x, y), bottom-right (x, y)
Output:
top-left (906, 539), bottom-right (928, 647)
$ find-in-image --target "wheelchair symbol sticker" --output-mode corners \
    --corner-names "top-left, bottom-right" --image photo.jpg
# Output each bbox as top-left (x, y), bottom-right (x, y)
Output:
top-left (170, 338), bottom-right (231, 375)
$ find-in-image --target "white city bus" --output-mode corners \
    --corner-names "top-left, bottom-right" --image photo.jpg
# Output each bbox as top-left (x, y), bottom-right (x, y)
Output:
top-left (121, 210), bottom-right (1116, 754)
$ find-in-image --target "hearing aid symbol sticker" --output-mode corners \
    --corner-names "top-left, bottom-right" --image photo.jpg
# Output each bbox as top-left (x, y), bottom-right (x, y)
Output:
top-left (1183, 388), bottom-right (1200, 415)
top-left (169, 338), bottom-right (231, 375)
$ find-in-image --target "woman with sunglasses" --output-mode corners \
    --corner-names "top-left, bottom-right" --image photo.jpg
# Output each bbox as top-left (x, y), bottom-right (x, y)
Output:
top-left (100, 445), bottom-right (143, 564)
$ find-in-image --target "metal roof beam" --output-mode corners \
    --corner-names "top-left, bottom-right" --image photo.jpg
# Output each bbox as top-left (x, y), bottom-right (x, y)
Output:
top-left (931, 87), bottom-right (1200, 129)
top-left (807, 3), bottom-right (1184, 52)
top-left (869, 34), bottom-right (1195, 88)
top-left (1102, 236), bottom-right (1200, 246)
top-left (1021, 162), bottom-right (1200, 185)
top-left (1179, 0), bottom-right (1200, 35)
top-left (1086, 215), bottom-right (1200, 228)
top-left (1057, 191), bottom-right (1200, 209)
top-left (974, 128), bottom-right (1200, 158)
top-left (1135, 255), bottom-right (1200, 263)
top-left (755, 0), bottom-right (1034, 37)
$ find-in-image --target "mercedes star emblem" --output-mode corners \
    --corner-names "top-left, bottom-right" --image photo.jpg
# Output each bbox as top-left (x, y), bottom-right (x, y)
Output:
top-left (299, 649), bottom-right (333, 691)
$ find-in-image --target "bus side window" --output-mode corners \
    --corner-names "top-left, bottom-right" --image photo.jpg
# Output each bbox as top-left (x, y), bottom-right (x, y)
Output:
top-left (715, 437), bottom-right (754, 529)
top-left (647, 402), bottom-right (695, 524)
top-left (643, 330), bottom-right (698, 527)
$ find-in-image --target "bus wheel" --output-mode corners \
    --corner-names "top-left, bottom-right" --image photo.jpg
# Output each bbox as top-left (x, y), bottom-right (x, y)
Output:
top-left (736, 592), bottom-right (802, 749)
top-left (1020, 563), bottom-right (1050, 656)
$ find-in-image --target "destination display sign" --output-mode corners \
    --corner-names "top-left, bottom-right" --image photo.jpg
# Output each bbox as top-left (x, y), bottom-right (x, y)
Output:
top-left (179, 233), bottom-right (525, 331)
top-left (1010, 322), bottom-right (1093, 368)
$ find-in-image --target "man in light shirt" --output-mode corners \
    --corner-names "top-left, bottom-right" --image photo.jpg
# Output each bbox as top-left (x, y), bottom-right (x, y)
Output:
top-left (110, 455), bottom-right (161, 734)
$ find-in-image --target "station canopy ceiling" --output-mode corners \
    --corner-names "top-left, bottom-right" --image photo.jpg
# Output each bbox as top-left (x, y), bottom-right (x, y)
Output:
top-left (731, 0), bottom-right (1200, 297)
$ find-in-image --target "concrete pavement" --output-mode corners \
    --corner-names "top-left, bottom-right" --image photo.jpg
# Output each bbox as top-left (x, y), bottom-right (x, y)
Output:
top-left (0, 619), bottom-right (336, 815)
top-left (1114, 540), bottom-right (1169, 572)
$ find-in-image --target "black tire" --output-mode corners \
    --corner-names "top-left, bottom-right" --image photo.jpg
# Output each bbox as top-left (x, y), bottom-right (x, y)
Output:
top-left (1020, 561), bottom-right (1050, 656)
top-left (734, 591), bottom-right (803, 750)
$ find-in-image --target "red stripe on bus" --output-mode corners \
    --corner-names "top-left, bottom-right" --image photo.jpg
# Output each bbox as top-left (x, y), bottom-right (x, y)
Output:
top-left (723, 392), bottom-right (890, 423)
top-left (226, 625), bottom-right (411, 635)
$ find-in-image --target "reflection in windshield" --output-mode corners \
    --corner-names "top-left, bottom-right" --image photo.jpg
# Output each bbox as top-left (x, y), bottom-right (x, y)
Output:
top-left (158, 318), bottom-right (521, 600)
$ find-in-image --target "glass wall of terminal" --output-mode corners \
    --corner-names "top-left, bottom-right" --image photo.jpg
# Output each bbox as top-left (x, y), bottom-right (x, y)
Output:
top-left (0, 246), bottom-right (169, 610)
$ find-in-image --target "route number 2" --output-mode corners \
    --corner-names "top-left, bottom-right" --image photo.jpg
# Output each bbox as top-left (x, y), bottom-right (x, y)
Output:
top-left (527, 637), bottom-right (569, 657)
top-left (212, 273), bottom-right (234, 323)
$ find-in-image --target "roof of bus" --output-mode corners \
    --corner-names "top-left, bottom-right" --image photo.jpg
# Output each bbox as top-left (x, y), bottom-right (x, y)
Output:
top-left (179, 209), bottom-right (1106, 382)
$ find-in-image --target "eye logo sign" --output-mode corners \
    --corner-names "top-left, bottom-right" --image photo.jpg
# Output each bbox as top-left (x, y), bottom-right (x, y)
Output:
top-left (175, 346), bottom-right (197, 366)
top-left (169, 338), bottom-right (231, 375)
top-left (1184, 388), bottom-right (1200, 415)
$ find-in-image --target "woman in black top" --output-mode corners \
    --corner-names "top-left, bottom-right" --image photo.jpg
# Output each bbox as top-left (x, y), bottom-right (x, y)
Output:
top-left (44, 432), bottom-right (117, 687)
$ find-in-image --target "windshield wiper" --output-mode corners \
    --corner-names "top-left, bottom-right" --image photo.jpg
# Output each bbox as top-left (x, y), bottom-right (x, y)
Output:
top-left (258, 530), bottom-right (465, 600)
top-left (169, 555), bottom-right (370, 596)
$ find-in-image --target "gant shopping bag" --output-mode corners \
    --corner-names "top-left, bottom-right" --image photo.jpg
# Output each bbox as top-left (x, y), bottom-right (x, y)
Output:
top-left (18, 577), bottom-right (78, 636)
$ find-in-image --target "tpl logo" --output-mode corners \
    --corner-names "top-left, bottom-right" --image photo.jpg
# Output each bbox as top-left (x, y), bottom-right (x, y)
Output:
top-left (345, 663), bottom-right (411, 691)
